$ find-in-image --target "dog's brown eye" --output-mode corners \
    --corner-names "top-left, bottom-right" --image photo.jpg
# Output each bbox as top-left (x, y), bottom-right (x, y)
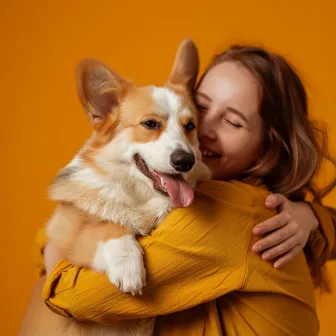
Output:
top-left (184, 122), bottom-right (196, 132)
top-left (142, 120), bottom-right (161, 130)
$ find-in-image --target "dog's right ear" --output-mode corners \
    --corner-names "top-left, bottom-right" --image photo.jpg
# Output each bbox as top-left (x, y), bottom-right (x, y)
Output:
top-left (76, 59), bottom-right (133, 128)
top-left (167, 39), bottom-right (199, 93)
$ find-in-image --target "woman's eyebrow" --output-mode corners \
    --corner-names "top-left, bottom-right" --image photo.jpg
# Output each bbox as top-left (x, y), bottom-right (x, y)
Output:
top-left (226, 107), bottom-right (249, 124)
top-left (195, 91), bottom-right (211, 102)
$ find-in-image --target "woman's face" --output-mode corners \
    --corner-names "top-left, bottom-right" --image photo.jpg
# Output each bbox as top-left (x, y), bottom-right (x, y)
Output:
top-left (195, 61), bottom-right (265, 180)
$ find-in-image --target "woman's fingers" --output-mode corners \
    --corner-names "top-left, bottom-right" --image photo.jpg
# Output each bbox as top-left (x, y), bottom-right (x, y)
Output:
top-left (265, 193), bottom-right (288, 209)
top-left (253, 212), bottom-right (290, 235)
top-left (261, 235), bottom-right (299, 260)
top-left (273, 245), bottom-right (303, 268)
top-left (252, 223), bottom-right (295, 253)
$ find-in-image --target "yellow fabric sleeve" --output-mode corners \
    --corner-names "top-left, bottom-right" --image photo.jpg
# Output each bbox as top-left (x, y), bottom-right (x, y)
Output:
top-left (236, 205), bottom-right (319, 336)
top-left (41, 181), bottom-right (256, 323)
top-left (308, 203), bottom-right (336, 262)
top-left (33, 181), bottom-right (319, 335)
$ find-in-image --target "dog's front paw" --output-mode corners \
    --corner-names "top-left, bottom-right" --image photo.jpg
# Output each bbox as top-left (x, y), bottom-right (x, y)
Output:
top-left (102, 236), bottom-right (146, 295)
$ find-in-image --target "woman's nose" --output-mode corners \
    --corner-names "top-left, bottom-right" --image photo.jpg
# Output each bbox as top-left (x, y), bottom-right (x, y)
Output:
top-left (199, 114), bottom-right (217, 140)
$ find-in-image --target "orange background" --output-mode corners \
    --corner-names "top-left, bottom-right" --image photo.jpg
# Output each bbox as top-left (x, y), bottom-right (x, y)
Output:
top-left (1, 1), bottom-right (335, 335)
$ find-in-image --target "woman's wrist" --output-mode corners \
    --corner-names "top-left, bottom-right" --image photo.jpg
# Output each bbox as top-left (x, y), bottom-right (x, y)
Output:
top-left (303, 202), bottom-right (319, 232)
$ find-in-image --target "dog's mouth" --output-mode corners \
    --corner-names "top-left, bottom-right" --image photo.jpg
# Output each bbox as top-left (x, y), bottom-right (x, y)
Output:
top-left (134, 154), bottom-right (194, 208)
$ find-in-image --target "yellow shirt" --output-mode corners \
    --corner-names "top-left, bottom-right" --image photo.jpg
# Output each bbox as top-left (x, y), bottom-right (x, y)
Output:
top-left (35, 180), bottom-right (332, 336)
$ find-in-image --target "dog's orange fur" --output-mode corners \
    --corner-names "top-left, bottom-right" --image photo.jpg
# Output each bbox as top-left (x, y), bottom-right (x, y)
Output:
top-left (48, 203), bottom-right (133, 267)
top-left (122, 87), bottom-right (169, 143)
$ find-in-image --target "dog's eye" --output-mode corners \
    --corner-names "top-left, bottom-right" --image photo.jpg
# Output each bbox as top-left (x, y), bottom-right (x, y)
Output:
top-left (142, 120), bottom-right (161, 130)
top-left (184, 122), bottom-right (196, 132)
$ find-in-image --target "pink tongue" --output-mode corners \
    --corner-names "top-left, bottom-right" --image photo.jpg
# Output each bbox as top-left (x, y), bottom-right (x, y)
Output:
top-left (159, 174), bottom-right (194, 208)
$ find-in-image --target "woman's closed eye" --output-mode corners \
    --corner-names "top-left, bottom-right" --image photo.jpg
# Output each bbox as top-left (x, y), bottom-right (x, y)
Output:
top-left (225, 119), bottom-right (243, 128)
top-left (196, 104), bottom-right (207, 113)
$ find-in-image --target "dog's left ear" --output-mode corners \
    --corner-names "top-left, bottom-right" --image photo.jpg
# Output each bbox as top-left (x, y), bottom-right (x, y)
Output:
top-left (167, 39), bottom-right (199, 92)
top-left (76, 59), bottom-right (133, 128)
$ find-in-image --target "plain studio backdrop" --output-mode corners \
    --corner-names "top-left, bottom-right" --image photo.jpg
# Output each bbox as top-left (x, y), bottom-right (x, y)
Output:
top-left (1, 1), bottom-right (335, 335)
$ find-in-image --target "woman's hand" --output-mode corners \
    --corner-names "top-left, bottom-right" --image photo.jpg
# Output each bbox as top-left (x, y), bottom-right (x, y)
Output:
top-left (252, 194), bottom-right (319, 268)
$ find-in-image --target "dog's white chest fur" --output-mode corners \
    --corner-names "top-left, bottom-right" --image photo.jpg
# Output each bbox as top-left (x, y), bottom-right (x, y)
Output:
top-left (50, 159), bottom-right (173, 235)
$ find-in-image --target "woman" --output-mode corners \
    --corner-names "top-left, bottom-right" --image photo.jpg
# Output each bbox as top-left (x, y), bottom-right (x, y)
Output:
top-left (20, 43), bottom-right (336, 335)
top-left (194, 46), bottom-right (336, 284)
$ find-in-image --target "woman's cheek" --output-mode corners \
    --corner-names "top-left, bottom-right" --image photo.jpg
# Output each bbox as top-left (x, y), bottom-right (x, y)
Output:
top-left (222, 133), bottom-right (247, 158)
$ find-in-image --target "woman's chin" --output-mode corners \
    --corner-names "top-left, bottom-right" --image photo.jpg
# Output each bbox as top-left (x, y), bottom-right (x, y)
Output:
top-left (202, 157), bottom-right (228, 180)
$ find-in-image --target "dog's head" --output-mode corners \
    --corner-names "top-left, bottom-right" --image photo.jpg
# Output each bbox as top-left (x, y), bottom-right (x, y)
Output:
top-left (76, 39), bottom-right (210, 208)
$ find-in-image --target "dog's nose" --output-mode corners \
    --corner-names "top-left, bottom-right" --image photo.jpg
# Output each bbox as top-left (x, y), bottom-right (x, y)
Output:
top-left (170, 149), bottom-right (195, 172)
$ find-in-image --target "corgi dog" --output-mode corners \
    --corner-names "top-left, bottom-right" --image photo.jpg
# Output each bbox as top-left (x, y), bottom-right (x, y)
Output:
top-left (46, 39), bottom-right (211, 335)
